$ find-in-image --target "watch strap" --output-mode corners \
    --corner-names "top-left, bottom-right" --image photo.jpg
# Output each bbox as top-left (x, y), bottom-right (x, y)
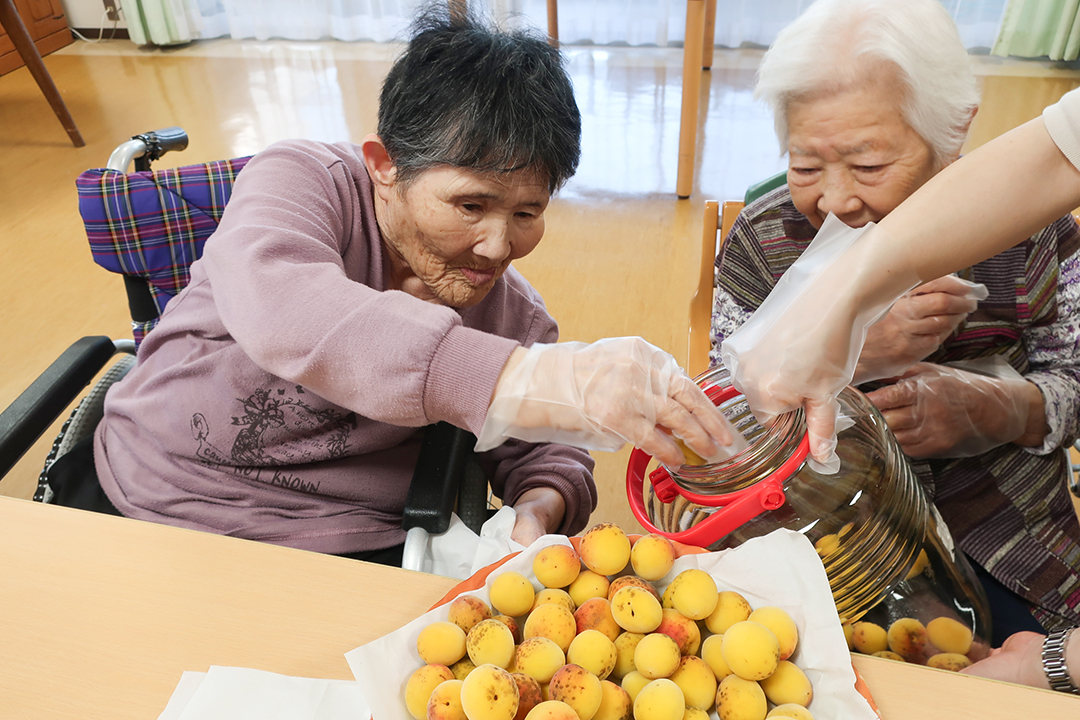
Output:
top-left (1042, 627), bottom-right (1080, 695)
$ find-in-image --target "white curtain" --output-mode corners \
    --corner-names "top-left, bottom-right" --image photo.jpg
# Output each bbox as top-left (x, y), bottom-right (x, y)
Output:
top-left (142, 0), bottom-right (1007, 49)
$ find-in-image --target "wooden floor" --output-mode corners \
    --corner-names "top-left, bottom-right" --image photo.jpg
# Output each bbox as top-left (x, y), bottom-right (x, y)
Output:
top-left (2, 39), bottom-right (1079, 533)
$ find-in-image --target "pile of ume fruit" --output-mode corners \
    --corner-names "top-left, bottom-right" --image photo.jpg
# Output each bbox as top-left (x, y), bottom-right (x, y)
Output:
top-left (405, 523), bottom-right (819, 720)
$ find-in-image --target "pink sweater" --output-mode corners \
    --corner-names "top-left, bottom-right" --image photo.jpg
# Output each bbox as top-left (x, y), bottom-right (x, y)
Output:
top-left (94, 140), bottom-right (596, 553)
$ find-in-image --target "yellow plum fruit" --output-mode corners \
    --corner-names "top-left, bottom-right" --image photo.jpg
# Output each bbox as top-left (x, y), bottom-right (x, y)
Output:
top-left (568, 570), bottom-right (610, 608)
top-left (494, 615), bottom-right (522, 645)
top-left (699, 634), bottom-right (734, 681)
top-left (612, 632), bottom-right (645, 680)
top-left (630, 535), bottom-right (676, 581)
top-left (619, 670), bottom-right (650, 703)
top-left (574, 598), bottom-right (622, 642)
top-left (720, 621), bottom-right (780, 681)
top-left (667, 569), bottom-right (718, 620)
top-left (418, 621), bottom-right (468, 666)
top-left (767, 705), bottom-right (814, 720)
top-left (579, 523), bottom-right (631, 576)
top-left (668, 655), bottom-right (717, 710)
top-left (610, 586), bottom-right (663, 633)
top-left (549, 664), bottom-right (603, 720)
top-left (451, 658), bottom-right (478, 681)
top-left (660, 582), bottom-right (676, 610)
top-left (515, 636), bottom-right (566, 684)
top-left (567, 629), bottom-right (618, 680)
top-left (715, 674), bottom-right (767, 720)
top-left (851, 622), bottom-right (889, 655)
top-left (607, 576), bottom-right (661, 603)
top-left (490, 572), bottom-right (536, 617)
top-left (872, 651), bottom-right (905, 662)
top-left (926, 653), bottom-right (972, 672)
top-left (406, 664), bottom-right (455, 720)
top-left (593, 680), bottom-right (632, 720)
top-left (654, 608), bottom-right (701, 656)
top-left (813, 534), bottom-right (840, 558)
top-left (633, 632), bottom-right (682, 680)
top-left (683, 709), bottom-right (709, 720)
top-left (511, 673), bottom-right (544, 720)
top-left (841, 621), bottom-right (855, 651)
top-left (759, 660), bottom-right (812, 707)
top-left (886, 618), bottom-right (927, 660)
top-left (467, 618), bottom-right (517, 669)
top-left (461, 664), bottom-right (520, 720)
top-left (523, 700), bottom-right (580, 720)
top-left (524, 603), bottom-right (578, 653)
top-left (905, 549), bottom-right (930, 581)
top-left (533, 589), bottom-right (577, 615)
top-left (632, 678), bottom-right (685, 720)
top-left (533, 545), bottom-right (582, 589)
top-left (449, 595), bottom-right (493, 634)
top-left (428, 679), bottom-right (468, 720)
top-left (747, 607), bottom-right (798, 660)
top-left (705, 591), bottom-right (752, 635)
top-left (926, 617), bottom-right (973, 656)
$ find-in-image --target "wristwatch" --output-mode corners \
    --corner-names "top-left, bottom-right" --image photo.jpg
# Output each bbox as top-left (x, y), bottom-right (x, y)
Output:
top-left (1042, 627), bottom-right (1080, 694)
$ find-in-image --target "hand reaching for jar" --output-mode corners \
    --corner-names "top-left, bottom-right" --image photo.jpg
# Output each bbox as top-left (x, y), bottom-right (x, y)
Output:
top-left (854, 276), bottom-right (986, 384)
top-left (477, 337), bottom-right (740, 468)
top-left (864, 359), bottom-right (1044, 459)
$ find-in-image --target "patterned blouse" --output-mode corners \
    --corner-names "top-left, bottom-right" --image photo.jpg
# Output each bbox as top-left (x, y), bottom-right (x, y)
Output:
top-left (710, 186), bottom-right (1080, 628)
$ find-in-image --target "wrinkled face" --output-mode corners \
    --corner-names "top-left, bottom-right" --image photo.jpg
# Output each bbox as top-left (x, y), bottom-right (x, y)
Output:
top-left (378, 166), bottom-right (550, 307)
top-left (786, 78), bottom-right (939, 230)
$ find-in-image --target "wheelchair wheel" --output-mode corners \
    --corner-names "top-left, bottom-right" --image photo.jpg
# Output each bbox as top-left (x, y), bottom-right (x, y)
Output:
top-left (35, 355), bottom-right (137, 503)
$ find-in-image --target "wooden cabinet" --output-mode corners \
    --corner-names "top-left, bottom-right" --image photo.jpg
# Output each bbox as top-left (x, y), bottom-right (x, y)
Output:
top-left (0, 0), bottom-right (73, 76)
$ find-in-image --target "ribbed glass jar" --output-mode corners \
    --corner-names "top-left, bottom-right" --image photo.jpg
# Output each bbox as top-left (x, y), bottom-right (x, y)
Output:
top-left (641, 366), bottom-right (992, 663)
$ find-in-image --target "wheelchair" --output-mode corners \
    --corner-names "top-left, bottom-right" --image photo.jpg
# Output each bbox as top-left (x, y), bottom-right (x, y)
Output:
top-left (0, 128), bottom-right (490, 573)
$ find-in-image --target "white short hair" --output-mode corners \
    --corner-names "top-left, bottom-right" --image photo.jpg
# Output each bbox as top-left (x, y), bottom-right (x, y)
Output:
top-left (755, 0), bottom-right (979, 167)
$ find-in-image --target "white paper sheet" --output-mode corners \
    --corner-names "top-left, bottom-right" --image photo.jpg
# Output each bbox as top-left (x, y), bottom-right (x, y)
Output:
top-left (346, 529), bottom-right (879, 720)
top-left (157, 666), bottom-right (369, 720)
top-left (428, 506), bottom-right (525, 579)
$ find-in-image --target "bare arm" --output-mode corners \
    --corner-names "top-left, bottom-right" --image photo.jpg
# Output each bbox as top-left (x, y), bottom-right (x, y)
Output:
top-left (854, 118), bottom-right (1080, 307)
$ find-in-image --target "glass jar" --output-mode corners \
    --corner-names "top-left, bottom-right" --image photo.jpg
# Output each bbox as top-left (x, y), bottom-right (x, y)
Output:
top-left (627, 366), bottom-right (992, 664)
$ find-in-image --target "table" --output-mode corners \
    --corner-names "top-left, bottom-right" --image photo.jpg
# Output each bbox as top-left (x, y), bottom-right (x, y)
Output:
top-left (0, 0), bottom-right (83, 147)
top-left (2, 496), bottom-right (1077, 719)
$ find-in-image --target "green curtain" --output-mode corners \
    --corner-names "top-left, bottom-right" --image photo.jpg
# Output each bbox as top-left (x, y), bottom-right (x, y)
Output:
top-left (993, 0), bottom-right (1080, 61)
top-left (125, 0), bottom-right (194, 47)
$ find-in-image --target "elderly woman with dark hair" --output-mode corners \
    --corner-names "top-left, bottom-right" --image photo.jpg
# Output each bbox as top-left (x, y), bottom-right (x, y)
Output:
top-left (59, 9), bottom-right (734, 564)
top-left (711, 0), bottom-right (1080, 640)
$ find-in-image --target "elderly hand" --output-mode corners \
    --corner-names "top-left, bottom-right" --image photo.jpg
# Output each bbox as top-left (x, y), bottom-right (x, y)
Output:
top-left (865, 361), bottom-right (1039, 458)
top-left (854, 276), bottom-right (986, 384)
top-left (477, 338), bottom-right (739, 469)
top-left (960, 632), bottom-right (1050, 689)
top-left (510, 487), bottom-right (565, 546)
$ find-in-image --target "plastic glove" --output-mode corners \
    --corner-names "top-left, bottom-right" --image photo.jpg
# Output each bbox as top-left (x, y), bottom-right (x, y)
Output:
top-left (854, 275), bottom-right (987, 384)
top-left (720, 215), bottom-right (919, 473)
top-left (864, 357), bottom-right (1033, 458)
top-left (476, 337), bottom-right (740, 468)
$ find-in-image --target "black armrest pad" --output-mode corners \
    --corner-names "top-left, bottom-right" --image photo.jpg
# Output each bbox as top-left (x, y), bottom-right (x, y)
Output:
top-left (0, 336), bottom-right (117, 477)
top-left (402, 421), bottom-right (476, 533)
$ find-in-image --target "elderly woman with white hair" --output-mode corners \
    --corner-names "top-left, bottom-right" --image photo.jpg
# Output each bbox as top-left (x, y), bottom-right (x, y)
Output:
top-left (710, 0), bottom-right (1080, 641)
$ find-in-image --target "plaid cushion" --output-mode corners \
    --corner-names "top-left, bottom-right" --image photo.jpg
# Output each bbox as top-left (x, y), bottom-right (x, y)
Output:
top-left (76, 157), bottom-right (251, 345)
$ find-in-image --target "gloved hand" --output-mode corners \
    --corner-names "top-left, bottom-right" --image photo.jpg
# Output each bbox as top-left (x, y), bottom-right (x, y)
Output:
top-left (865, 358), bottom-right (1035, 458)
top-left (476, 337), bottom-right (740, 468)
top-left (720, 215), bottom-right (920, 473)
top-left (854, 276), bottom-right (987, 384)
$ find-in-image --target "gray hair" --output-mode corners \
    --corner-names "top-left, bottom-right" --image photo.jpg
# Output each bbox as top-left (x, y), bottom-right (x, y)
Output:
top-left (755, 0), bottom-right (979, 168)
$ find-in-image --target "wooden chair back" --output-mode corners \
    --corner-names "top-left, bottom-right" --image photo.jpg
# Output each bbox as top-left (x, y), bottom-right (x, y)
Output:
top-left (687, 200), bottom-right (744, 377)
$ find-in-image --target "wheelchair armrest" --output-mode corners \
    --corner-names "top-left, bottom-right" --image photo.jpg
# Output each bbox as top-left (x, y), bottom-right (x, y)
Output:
top-left (402, 422), bottom-right (476, 534)
top-left (0, 336), bottom-right (120, 478)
